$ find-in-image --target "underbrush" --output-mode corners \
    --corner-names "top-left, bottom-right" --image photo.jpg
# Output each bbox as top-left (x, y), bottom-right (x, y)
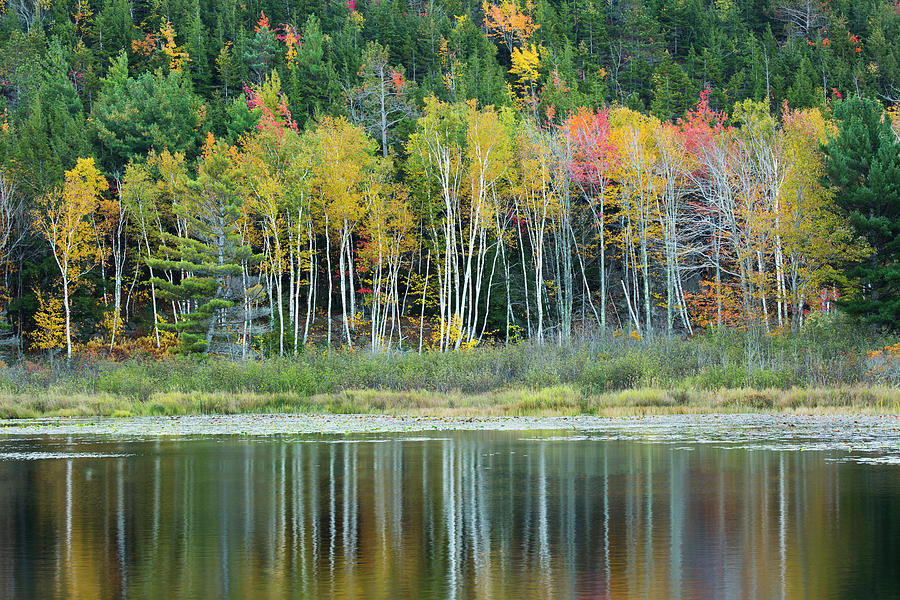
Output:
top-left (0, 315), bottom-right (897, 417)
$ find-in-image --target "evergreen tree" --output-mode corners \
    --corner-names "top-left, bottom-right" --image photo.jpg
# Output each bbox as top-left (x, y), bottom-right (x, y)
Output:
top-left (95, 0), bottom-right (135, 67)
top-left (824, 98), bottom-right (900, 328)
top-left (289, 15), bottom-right (339, 124)
top-left (650, 51), bottom-right (693, 120)
top-left (243, 12), bottom-right (277, 84)
top-left (787, 54), bottom-right (821, 108)
top-left (9, 40), bottom-right (89, 193)
top-left (92, 51), bottom-right (207, 172)
top-left (148, 141), bottom-right (258, 353)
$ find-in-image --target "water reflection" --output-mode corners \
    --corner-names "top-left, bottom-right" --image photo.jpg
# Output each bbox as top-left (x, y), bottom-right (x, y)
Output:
top-left (0, 432), bottom-right (898, 599)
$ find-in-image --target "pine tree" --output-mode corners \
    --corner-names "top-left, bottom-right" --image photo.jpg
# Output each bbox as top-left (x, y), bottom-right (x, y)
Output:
top-left (95, 0), bottom-right (136, 67)
top-left (289, 15), bottom-right (339, 124)
top-left (93, 51), bottom-right (207, 173)
top-left (786, 55), bottom-right (821, 108)
top-left (148, 140), bottom-right (258, 353)
top-left (824, 98), bottom-right (900, 328)
top-left (243, 12), bottom-right (278, 84)
top-left (11, 40), bottom-right (89, 193)
top-left (650, 51), bottom-right (693, 120)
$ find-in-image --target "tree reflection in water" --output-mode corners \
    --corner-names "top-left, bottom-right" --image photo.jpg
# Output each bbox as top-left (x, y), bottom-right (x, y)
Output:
top-left (1, 431), bottom-right (899, 599)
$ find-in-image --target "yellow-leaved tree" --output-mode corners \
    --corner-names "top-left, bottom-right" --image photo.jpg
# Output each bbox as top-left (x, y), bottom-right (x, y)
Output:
top-left (160, 19), bottom-right (190, 72)
top-left (311, 116), bottom-right (385, 348)
top-left (31, 290), bottom-right (67, 358)
top-left (611, 108), bottom-right (661, 333)
top-left (780, 106), bottom-right (869, 328)
top-left (33, 158), bottom-right (107, 359)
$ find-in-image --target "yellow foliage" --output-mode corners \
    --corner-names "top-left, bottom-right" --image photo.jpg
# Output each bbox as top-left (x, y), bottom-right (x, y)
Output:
top-left (428, 315), bottom-right (477, 351)
top-left (282, 25), bottom-right (299, 68)
top-left (160, 19), bottom-right (190, 72)
top-left (889, 107), bottom-right (900, 140)
top-left (33, 157), bottom-right (106, 284)
top-left (32, 158), bottom-right (107, 356)
top-left (348, 311), bottom-right (368, 329)
top-left (100, 309), bottom-right (124, 346)
top-left (72, 0), bottom-right (92, 39)
top-left (509, 44), bottom-right (542, 87)
top-left (31, 289), bottom-right (67, 352)
top-left (867, 342), bottom-right (900, 382)
top-left (312, 116), bottom-right (382, 228)
top-left (482, 0), bottom-right (539, 49)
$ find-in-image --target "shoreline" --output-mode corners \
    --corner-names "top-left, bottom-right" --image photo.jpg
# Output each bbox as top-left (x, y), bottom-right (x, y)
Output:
top-left (1, 385), bottom-right (898, 420)
top-left (3, 414), bottom-right (900, 463)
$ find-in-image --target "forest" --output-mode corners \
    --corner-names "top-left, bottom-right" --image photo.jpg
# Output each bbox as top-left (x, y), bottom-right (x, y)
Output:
top-left (0, 0), bottom-right (899, 361)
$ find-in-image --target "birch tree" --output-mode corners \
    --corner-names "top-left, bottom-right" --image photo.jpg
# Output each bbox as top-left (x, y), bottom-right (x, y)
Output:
top-left (33, 158), bottom-right (107, 359)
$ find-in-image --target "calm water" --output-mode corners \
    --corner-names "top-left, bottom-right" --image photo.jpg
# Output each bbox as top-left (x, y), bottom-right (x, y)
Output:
top-left (1, 430), bottom-right (899, 599)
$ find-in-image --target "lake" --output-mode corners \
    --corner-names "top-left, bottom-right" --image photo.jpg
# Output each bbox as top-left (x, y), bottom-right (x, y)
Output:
top-left (1, 414), bottom-right (899, 599)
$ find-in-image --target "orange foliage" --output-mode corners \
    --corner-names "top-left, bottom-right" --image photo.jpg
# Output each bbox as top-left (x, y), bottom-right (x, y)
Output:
top-left (481, 0), bottom-right (538, 49)
top-left (160, 19), bottom-right (190, 72)
top-left (255, 11), bottom-right (270, 33)
top-left (685, 280), bottom-right (748, 329)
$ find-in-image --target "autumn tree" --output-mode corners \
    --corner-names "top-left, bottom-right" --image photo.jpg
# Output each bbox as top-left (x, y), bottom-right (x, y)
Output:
top-left (310, 116), bottom-right (385, 348)
top-left (407, 98), bottom-right (511, 350)
top-left (237, 77), bottom-right (313, 355)
top-left (358, 184), bottom-right (415, 350)
top-left (482, 0), bottom-right (539, 51)
top-left (512, 120), bottom-right (561, 342)
top-left (678, 90), bottom-right (746, 328)
top-left (781, 106), bottom-right (867, 328)
top-left (482, 0), bottom-right (542, 113)
top-left (652, 120), bottom-right (691, 333)
top-left (564, 106), bottom-right (619, 330)
top-left (32, 158), bottom-right (107, 359)
top-left (31, 291), bottom-right (66, 359)
top-left (612, 108), bottom-right (660, 333)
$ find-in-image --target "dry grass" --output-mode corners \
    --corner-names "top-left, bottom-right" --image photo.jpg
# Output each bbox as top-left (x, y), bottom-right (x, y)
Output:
top-left (1, 385), bottom-right (898, 419)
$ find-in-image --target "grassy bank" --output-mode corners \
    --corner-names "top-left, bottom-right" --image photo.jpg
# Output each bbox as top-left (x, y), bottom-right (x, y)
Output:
top-left (0, 318), bottom-right (897, 418)
top-left (1, 386), bottom-right (899, 419)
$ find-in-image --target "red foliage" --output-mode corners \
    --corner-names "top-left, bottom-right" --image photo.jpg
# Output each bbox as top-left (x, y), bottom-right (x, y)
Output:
top-left (390, 70), bottom-right (405, 90)
top-left (562, 106), bottom-right (618, 190)
top-left (243, 83), bottom-right (298, 136)
top-left (676, 88), bottom-right (726, 154)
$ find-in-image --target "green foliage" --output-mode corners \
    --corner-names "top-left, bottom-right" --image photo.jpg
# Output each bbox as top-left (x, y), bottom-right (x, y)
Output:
top-left (244, 13), bottom-right (278, 84)
top-left (6, 39), bottom-right (90, 192)
top-left (147, 142), bottom-right (259, 353)
top-left (289, 15), bottom-right (340, 124)
top-left (825, 98), bottom-right (900, 328)
top-left (92, 52), bottom-right (207, 171)
top-left (95, 0), bottom-right (135, 67)
top-left (650, 51), bottom-right (693, 120)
